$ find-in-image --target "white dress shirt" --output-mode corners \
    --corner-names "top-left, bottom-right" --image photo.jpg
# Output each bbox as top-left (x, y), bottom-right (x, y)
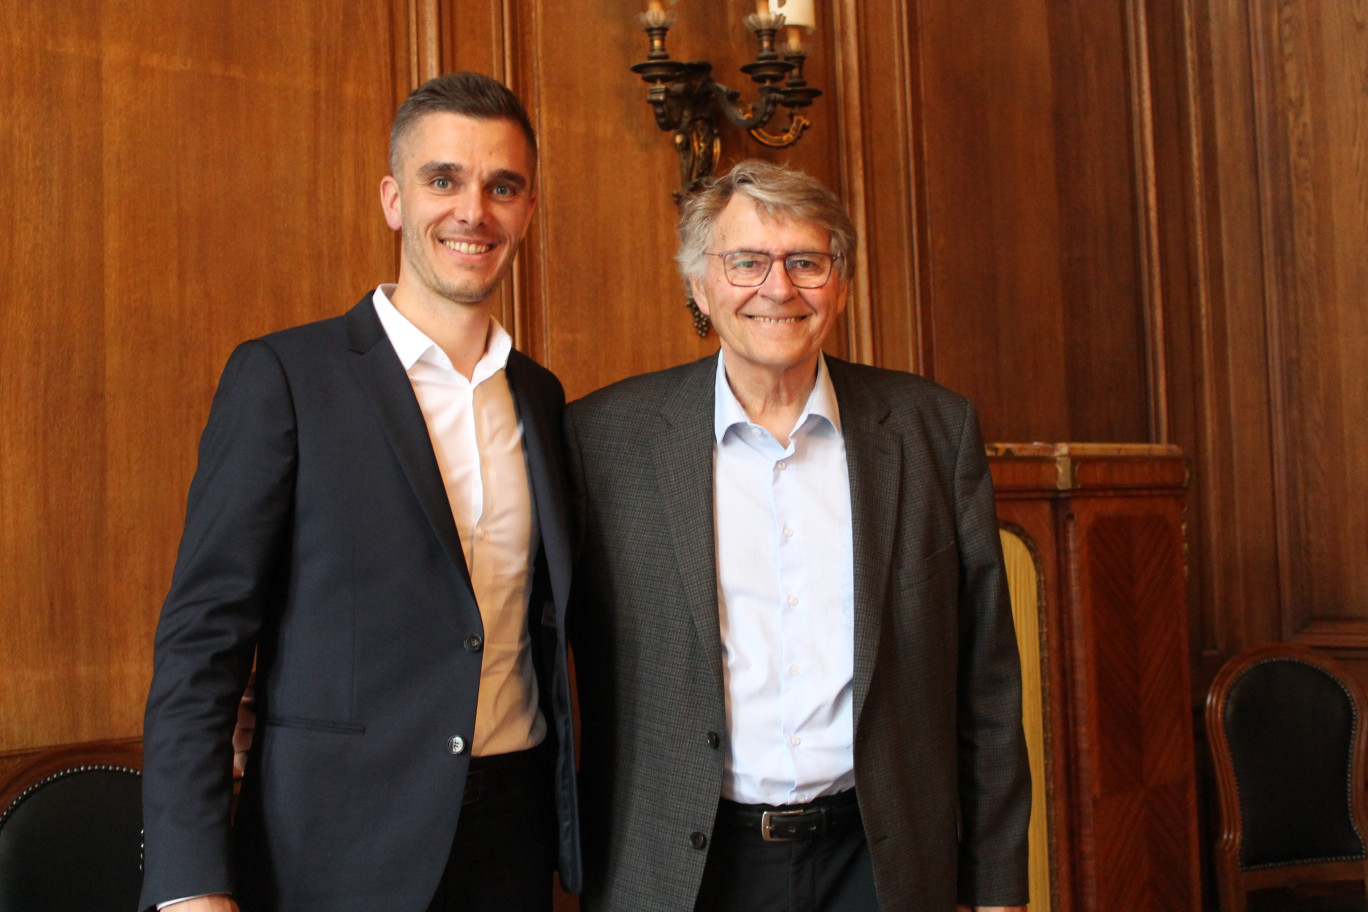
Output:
top-left (373, 285), bottom-right (545, 757)
top-left (712, 351), bottom-right (856, 806)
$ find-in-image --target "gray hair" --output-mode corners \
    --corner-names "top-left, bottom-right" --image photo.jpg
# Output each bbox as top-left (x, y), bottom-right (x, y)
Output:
top-left (675, 159), bottom-right (857, 284)
top-left (389, 72), bottom-right (537, 177)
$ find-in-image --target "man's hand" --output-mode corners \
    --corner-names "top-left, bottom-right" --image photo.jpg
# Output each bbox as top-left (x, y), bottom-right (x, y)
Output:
top-left (161, 896), bottom-right (239, 911)
top-left (231, 674), bottom-right (256, 777)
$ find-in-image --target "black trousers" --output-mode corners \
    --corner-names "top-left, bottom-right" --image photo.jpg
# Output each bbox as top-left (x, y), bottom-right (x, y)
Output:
top-left (694, 793), bottom-right (879, 912)
top-left (426, 743), bottom-right (557, 912)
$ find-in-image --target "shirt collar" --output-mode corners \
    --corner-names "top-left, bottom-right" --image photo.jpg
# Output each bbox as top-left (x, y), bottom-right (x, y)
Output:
top-left (713, 350), bottom-right (842, 443)
top-left (371, 284), bottom-right (513, 381)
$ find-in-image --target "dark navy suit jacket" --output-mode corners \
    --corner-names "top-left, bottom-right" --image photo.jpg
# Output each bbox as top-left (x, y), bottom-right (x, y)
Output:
top-left (140, 294), bottom-right (580, 911)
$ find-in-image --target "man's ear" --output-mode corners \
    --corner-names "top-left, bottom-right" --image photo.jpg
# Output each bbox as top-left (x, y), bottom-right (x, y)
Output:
top-left (689, 277), bottom-right (710, 316)
top-left (380, 175), bottom-right (402, 231)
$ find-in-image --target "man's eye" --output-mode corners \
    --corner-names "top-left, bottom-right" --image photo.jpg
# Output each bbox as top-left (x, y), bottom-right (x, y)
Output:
top-left (432, 177), bottom-right (452, 190)
top-left (732, 257), bottom-right (762, 270)
top-left (788, 257), bottom-right (818, 270)
top-left (491, 184), bottom-right (514, 197)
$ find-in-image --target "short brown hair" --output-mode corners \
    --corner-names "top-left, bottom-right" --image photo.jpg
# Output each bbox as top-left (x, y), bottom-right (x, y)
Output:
top-left (389, 72), bottom-right (537, 177)
top-left (676, 160), bottom-right (857, 284)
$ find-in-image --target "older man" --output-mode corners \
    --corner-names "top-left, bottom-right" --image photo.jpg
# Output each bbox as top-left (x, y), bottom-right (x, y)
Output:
top-left (565, 160), bottom-right (1030, 912)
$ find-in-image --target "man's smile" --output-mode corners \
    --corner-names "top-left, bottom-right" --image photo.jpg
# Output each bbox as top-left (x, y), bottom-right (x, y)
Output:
top-left (441, 238), bottom-right (495, 255)
top-left (746, 314), bottom-right (808, 324)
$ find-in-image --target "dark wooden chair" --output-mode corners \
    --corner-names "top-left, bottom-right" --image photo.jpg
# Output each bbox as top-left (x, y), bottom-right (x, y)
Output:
top-left (1207, 643), bottom-right (1368, 912)
top-left (0, 741), bottom-right (143, 912)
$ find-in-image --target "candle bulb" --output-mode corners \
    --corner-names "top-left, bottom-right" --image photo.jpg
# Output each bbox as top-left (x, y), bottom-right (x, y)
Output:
top-left (648, 0), bottom-right (663, 12)
top-left (768, 0), bottom-right (815, 30)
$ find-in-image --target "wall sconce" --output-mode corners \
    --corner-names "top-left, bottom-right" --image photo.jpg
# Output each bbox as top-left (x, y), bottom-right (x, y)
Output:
top-left (632, 1), bottom-right (823, 336)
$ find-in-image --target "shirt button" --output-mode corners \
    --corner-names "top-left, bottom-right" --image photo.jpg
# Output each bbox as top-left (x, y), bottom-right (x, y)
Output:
top-left (790, 735), bottom-right (801, 746)
top-left (750, 427), bottom-right (763, 437)
top-left (690, 832), bottom-right (708, 850)
top-left (787, 596), bottom-right (798, 606)
top-left (790, 665), bottom-right (801, 676)
top-left (706, 732), bottom-right (720, 749)
top-left (448, 736), bottom-right (466, 755)
top-left (783, 527), bottom-right (794, 538)
top-left (777, 461), bottom-right (787, 470)
top-left (464, 634), bottom-right (483, 652)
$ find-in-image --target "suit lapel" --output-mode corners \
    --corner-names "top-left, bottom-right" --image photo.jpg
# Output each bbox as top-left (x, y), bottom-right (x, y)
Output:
top-left (506, 352), bottom-right (571, 617)
top-left (345, 296), bottom-right (476, 598)
top-left (653, 357), bottom-right (725, 689)
top-left (827, 358), bottom-right (901, 734)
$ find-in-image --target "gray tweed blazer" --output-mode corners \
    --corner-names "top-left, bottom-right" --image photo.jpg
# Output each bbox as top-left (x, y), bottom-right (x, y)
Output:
top-left (565, 353), bottom-right (1030, 912)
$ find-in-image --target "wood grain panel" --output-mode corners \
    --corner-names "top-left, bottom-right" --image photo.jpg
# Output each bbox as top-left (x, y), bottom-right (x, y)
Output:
top-left (1253, 0), bottom-right (1368, 638)
top-left (889, 0), bottom-right (1153, 444)
top-left (0, 0), bottom-right (407, 755)
top-left (1074, 507), bottom-right (1200, 911)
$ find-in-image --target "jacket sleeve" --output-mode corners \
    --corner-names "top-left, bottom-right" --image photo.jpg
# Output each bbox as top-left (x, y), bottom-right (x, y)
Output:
top-left (139, 340), bottom-right (298, 910)
top-left (952, 401), bottom-right (1032, 907)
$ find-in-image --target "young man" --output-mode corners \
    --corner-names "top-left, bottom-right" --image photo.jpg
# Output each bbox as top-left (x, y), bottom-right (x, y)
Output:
top-left (139, 72), bottom-right (579, 912)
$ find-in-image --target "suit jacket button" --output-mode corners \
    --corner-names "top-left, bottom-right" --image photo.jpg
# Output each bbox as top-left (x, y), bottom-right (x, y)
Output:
top-left (706, 732), bottom-right (720, 749)
top-left (464, 634), bottom-right (483, 652)
top-left (448, 736), bottom-right (466, 755)
top-left (690, 832), bottom-right (707, 850)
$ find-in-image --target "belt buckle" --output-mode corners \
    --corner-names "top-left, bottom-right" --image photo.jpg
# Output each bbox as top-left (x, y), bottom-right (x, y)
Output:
top-left (760, 808), bottom-right (811, 842)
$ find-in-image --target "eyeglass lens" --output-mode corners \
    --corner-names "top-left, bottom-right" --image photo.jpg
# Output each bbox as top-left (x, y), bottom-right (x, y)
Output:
top-left (721, 252), bottom-right (835, 288)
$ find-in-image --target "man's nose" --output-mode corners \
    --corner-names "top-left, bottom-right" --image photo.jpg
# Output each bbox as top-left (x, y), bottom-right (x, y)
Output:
top-left (759, 257), bottom-right (797, 298)
top-left (452, 187), bottom-right (488, 226)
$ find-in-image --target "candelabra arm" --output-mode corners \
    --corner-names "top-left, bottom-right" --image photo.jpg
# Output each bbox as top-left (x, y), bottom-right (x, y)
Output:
top-left (749, 111), bottom-right (812, 148)
top-left (705, 81), bottom-right (786, 132)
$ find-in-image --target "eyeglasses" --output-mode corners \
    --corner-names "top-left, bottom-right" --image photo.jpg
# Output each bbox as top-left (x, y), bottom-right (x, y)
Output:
top-left (705, 250), bottom-right (843, 288)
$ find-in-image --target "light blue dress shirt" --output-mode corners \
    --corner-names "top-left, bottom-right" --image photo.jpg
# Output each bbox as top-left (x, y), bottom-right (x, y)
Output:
top-left (713, 352), bottom-right (857, 806)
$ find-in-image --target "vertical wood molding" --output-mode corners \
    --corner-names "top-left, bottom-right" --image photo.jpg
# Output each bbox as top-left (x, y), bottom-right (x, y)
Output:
top-left (831, 0), bottom-right (874, 366)
top-left (415, 0), bottom-right (441, 83)
top-left (1175, 0), bottom-right (1224, 662)
top-left (503, 0), bottom-right (541, 362)
top-left (833, 0), bottom-right (922, 374)
top-left (1127, 0), bottom-right (1170, 443)
top-left (1245, 0), bottom-right (1297, 639)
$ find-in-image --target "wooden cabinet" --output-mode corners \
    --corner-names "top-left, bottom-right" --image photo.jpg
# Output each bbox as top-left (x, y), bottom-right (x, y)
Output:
top-left (990, 443), bottom-right (1201, 912)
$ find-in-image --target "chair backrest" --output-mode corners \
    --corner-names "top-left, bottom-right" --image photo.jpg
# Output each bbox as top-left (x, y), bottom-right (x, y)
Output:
top-left (1206, 644), bottom-right (1368, 912)
top-left (0, 742), bottom-right (143, 912)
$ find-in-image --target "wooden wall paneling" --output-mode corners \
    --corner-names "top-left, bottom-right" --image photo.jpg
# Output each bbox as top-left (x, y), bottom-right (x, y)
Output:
top-left (831, 0), bottom-right (919, 371)
top-left (1, 1), bottom-right (108, 751)
top-left (1178, 0), bottom-right (1283, 676)
top-left (1249, 0), bottom-right (1368, 646)
top-left (898, 1), bottom-right (1154, 444)
top-left (0, 0), bottom-right (410, 756)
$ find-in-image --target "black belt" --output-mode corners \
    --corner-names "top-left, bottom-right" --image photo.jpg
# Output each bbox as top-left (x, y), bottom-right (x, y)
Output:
top-left (462, 741), bottom-right (548, 807)
top-left (716, 790), bottom-right (861, 842)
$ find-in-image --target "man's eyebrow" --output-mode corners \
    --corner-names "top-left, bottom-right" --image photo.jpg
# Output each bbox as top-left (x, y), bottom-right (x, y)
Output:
top-left (486, 168), bottom-right (529, 190)
top-left (415, 161), bottom-right (464, 180)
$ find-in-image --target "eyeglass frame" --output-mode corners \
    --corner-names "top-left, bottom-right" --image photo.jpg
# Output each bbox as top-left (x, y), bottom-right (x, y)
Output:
top-left (703, 250), bottom-right (845, 289)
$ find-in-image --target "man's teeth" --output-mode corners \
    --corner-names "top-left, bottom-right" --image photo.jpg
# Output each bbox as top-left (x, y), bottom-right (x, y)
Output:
top-left (442, 240), bottom-right (494, 254)
top-left (749, 315), bottom-right (803, 323)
